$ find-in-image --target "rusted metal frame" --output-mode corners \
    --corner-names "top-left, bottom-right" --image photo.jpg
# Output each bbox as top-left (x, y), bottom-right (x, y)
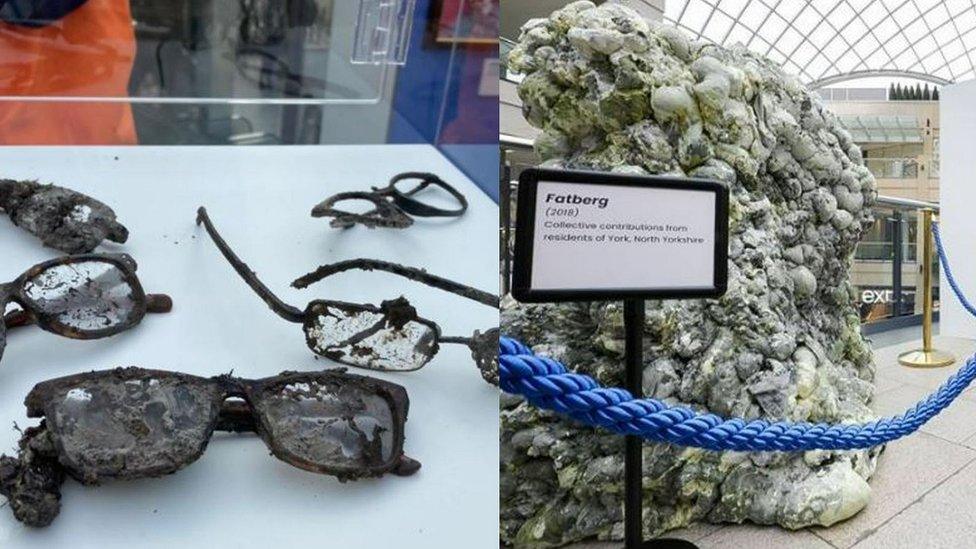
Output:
top-left (377, 171), bottom-right (468, 218)
top-left (291, 259), bottom-right (497, 368)
top-left (439, 335), bottom-right (474, 345)
top-left (292, 258), bottom-right (497, 383)
top-left (199, 206), bottom-right (494, 379)
top-left (197, 207), bottom-right (444, 369)
top-left (310, 171), bottom-right (468, 229)
top-left (195, 207), bottom-right (306, 323)
top-left (310, 191), bottom-right (414, 229)
top-left (304, 298), bottom-right (443, 371)
top-left (445, 327), bottom-right (500, 386)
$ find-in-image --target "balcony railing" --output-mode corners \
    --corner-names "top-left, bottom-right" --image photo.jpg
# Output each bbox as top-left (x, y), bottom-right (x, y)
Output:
top-left (856, 241), bottom-right (918, 262)
top-left (864, 157), bottom-right (919, 179)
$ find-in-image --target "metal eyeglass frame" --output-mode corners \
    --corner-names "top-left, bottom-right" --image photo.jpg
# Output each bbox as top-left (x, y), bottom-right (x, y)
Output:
top-left (196, 207), bottom-right (497, 380)
top-left (311, 172), bottom-right (469, 229)
top-left (291, 258), bottom-right (500, 384)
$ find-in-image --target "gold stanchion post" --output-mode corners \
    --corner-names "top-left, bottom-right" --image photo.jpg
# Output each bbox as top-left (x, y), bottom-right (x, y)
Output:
top-left (898, 209), bottom-right (955, 368)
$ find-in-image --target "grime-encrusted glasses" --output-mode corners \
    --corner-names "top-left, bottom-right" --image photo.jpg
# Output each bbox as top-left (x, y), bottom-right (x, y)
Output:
top-left (292, 259), bottom-right (500, 385)
top-left (1, 254), bottom-right (172, 363)
top-left (0, 367), bottom-right (418, 527)
top-left (196, 207), bottom-right (499, 383)
top-left (311, 172), bottom-right (468, 229)
top-left (0, 179), bottom-right (129, 254)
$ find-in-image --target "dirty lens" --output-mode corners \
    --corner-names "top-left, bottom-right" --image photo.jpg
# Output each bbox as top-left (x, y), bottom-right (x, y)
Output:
top-left (305, 304), bottom-right (438, 371)
top-left (45, 374), bottom-right (220, 479)
top-left (22, 260), bottom-right (140, 333)
top-left (257, 379), bottom-right (396, 470)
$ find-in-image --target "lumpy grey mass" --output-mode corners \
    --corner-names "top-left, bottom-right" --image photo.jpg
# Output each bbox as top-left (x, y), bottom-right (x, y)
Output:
top-left (502, 2), bottom-right (880, 546)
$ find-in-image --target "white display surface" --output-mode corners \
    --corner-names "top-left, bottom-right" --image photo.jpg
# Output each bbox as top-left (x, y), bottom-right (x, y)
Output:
top-left (939, 81), bottom-right (976, 338)
top-left (0, 145), bottom-right (499, 548)
top-left (530, 181), bottom-right (717, 291)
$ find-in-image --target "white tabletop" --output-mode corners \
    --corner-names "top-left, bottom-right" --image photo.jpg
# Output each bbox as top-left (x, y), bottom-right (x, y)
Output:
top-left (0, 145), bottom-right (499, 549)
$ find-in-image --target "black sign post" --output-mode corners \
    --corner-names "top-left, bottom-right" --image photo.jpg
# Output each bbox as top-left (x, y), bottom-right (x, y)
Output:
top-left (623, 298), bottom-right (647, 548)
top-left (512, 168), bottom-right (730, 549)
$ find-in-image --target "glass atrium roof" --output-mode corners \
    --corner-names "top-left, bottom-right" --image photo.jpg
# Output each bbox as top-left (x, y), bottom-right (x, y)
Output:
top-left (664, 0), bottom-right (976, 87)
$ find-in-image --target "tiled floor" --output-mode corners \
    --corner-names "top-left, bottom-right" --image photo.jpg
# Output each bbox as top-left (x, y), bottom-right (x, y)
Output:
top-left (566, 327), bottom-right (976, 549)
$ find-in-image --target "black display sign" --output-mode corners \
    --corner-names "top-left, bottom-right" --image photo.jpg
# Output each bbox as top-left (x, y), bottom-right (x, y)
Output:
top-left (512, 168), bottom-right (730, 303)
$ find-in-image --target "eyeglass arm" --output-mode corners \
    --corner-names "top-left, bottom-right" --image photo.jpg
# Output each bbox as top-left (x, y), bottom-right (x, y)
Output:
top-left (292, 259), bottom-right (499, 308)
top-left (196, 207), bottom-right (306, 324)
top-left (439, 335), bottom-right (474, 345)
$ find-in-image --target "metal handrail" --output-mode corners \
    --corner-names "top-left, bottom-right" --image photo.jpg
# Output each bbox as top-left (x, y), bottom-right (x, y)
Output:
top-left (864, 156), bottom-right (921, 161)
top-left (500, 134), bottom-right (534, 150)
top-left (876, 195), bottom-right (938, 210)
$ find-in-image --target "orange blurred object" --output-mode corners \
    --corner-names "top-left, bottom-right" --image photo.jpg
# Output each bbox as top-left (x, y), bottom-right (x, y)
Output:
top-left (0, 0), bottom-right (137, 145)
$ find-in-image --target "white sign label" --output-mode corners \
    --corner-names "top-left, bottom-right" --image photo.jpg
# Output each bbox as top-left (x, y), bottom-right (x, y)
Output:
top-left (530, 181), bottom-right (718, 291)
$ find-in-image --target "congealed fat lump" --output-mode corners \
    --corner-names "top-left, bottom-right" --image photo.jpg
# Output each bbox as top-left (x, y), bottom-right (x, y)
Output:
top-left (502, 2), bottom-right (879, 545)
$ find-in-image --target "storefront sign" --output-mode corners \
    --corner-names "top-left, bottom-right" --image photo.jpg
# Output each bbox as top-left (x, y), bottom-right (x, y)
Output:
top-left (512, 168), bottom-right (729, 302)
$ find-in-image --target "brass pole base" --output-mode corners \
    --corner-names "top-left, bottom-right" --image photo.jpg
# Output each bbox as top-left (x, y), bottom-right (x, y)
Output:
top-left (898, 349), bottom-right (956, 368)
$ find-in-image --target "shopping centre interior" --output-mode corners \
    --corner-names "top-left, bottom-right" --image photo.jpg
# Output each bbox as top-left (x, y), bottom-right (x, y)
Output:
top-left (501, 1), bottom-right (976, 547)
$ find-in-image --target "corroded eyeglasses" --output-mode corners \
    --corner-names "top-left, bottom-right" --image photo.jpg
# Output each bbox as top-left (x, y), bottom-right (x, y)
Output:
top-left (311, 172), bottom-right (468, 230)
top-left (196, 207), bottom-right (498, 383)
top-left (1, 254), bottom-right (171, 363)
top-left (0, 179), bottom-right (128, 254)
top-left (0, 367), bottom-right (417, 527)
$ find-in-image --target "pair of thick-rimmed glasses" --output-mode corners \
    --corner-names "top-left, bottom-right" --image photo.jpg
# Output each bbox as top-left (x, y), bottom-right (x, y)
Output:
top-left (311, 172), bottom-right (469, 230)
top-left (1, 254), bottom-right (171, 362)
top-left (0, 366), bottom-right (418, 527)
top-left (196, 207), bottom-right (498, 383)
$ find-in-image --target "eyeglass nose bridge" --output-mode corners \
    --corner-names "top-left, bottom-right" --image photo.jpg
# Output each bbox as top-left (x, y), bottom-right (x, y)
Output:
top-left (214, 398), bottom-right (258, 434)
top-left (209, 376), bottom-right (258, 433)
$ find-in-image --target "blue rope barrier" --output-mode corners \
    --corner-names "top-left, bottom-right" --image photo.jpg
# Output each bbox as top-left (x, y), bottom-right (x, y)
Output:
top-left (500, 222), bottom-right (976, 451)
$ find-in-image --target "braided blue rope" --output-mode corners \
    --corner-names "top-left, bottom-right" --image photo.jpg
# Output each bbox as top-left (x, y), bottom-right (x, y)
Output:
top-left (500, 222), bottom-right (976, 451)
